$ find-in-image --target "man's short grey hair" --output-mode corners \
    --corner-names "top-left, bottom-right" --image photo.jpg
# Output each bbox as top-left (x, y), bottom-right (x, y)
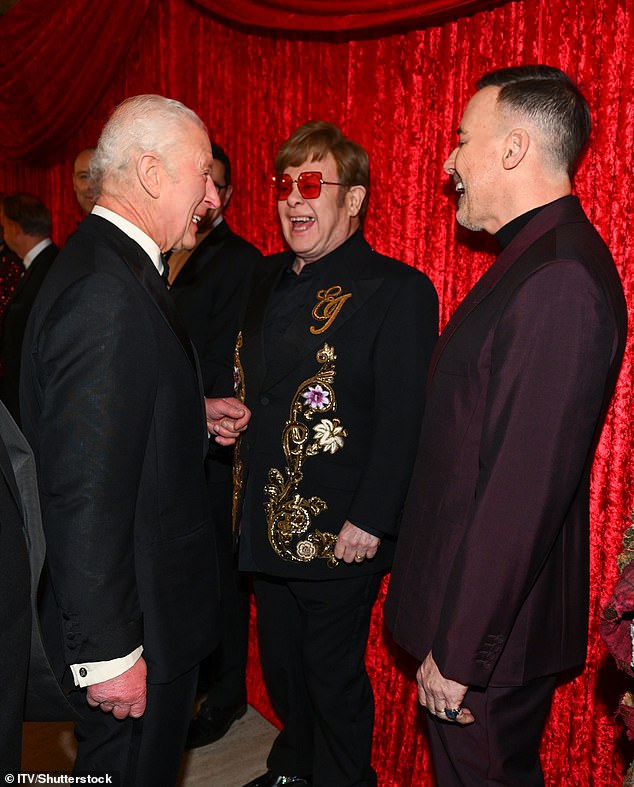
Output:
top-left (91, 95), bottom-right (207, 194)
top-left (477, 66), bottom-right (591, 178)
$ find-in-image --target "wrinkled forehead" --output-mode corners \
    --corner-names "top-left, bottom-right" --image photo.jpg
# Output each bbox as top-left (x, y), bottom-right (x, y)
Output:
top-left (171, 121), bottom-right (212, 165)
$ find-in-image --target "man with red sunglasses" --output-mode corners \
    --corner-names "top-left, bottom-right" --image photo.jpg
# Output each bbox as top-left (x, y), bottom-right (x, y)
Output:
top-left (234, 121), bottom-right (438, 787)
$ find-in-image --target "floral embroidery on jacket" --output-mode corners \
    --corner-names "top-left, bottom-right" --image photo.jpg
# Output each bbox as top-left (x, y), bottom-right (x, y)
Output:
top-left (264, 343), bottom-right (348, 565)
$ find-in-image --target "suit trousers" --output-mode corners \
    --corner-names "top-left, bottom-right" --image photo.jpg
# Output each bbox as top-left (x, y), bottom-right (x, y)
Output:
top-left (253, 572), bottom-right (382, 787)
top-left (427, 674), bottom-right (558, 786)
top-left (70, 665), bottom-right (198, 786)
top-left (198, 453), bottom-right (249, 709)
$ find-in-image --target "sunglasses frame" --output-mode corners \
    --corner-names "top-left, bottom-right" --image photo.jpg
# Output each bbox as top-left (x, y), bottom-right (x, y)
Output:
top-left (272, 170), bottom-right (345, 201)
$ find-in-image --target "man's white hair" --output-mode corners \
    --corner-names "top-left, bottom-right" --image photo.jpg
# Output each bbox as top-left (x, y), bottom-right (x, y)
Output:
top-left (91, 95), bottom-right (207, 194)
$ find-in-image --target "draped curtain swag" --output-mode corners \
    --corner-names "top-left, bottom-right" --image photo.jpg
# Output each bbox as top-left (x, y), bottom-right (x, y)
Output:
top-left (0, 0), bottom-right (632, 784)
top-left (189, 0), bottom-right (499, 31)
top-left (0, 0), bottom-right (498, 161)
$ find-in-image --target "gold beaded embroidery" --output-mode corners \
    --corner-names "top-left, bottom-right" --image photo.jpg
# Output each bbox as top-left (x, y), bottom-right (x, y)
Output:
top-left (232, 331), bottom-right (245, 535)
top-left (310, 285), bottom-right (352, 335)
top-left (264, 343), bottom-right (348, 566)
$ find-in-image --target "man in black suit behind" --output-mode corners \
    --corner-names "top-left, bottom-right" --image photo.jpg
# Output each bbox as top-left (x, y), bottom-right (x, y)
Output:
top-left (20, 94), bottom-right (250, 785)
top-left (0, 193), bottom-right (57, 424)
top-left (171, 142), bottom-right (263, 749)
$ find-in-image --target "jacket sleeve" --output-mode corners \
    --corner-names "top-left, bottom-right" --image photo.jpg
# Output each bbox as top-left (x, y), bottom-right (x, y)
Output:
top-left (433, 260), bottom-right (618, 686)
top-left (347, 270), bottom-right (438, 536)
top-left (32, 271), bottom-right (156, 665)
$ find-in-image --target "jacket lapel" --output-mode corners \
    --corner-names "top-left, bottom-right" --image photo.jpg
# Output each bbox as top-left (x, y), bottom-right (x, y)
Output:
top-left (7, 246), bottom-right (48, 303)
top-left (428, 196), bottom-right (585, 382)
top-left (86, 216), bottom-right (197, 371)
top-left (0, 409), bottom-right (23, 514)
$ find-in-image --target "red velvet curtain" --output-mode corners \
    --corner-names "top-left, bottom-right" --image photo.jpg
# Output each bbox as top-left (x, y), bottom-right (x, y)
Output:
top-left (1, 0), bottom-right (633, 784)
top-left (189, 0), bottom-right (501, 31)
top-left (0, 0), bottom-right (151, 160)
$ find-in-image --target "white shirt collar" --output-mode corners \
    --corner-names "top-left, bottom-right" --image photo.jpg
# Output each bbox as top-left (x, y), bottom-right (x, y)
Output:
top-left (23, 237), bottom-right (53, 270)
top-left (91, 205), bottom-right (164, 275)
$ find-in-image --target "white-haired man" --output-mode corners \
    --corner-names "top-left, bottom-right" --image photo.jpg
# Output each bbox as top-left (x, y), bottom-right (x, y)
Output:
top-left (20, 95), bottom-right (250, 784)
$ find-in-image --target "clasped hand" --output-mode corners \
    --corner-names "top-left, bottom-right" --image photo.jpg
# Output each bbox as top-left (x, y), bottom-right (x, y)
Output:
top-left (86, 657), bottom-right (147, 720)
top-left (205, 397), bottom-right (251, 446)
top-left (334, 520), bottom-right (381, 563)
top-left (416, 652), bottom-right (475, 725)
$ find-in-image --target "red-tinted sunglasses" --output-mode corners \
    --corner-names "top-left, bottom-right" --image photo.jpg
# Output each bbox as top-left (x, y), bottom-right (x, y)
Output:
top-left (271, 171), bottom-right (344, 201)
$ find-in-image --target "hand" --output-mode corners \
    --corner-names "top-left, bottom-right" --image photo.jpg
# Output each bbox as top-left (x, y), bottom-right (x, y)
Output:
top-left (86, 657), bottom-right (147, 720)
top-left (416, 652), bottom-right (474, 725)
top-left (334, 520), bottom-right (381, 564)
top-left (205, 397), bottom-right (251, 446)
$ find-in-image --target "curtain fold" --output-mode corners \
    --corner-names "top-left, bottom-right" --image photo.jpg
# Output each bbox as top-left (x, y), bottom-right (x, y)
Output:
top-left (0, 0), bottom-right (151, 160)
top-left (189, 0), bottom-right (499, 31)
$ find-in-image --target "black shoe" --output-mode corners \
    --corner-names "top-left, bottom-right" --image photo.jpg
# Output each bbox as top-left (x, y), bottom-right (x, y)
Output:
top-left (185, 701), bottom-right (248, 749)
top-left (242, 774), bottom-right (311, 787)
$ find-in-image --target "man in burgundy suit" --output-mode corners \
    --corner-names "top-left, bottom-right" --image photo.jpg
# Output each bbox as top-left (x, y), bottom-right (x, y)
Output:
top-left (384, 65), bottom-right (627, 785)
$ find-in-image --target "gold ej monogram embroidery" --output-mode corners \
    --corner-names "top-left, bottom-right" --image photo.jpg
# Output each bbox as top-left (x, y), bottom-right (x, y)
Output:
top-left (310, 286), bottom-right (352, 335)
top-left (264, 343), bottom-right (348, 566)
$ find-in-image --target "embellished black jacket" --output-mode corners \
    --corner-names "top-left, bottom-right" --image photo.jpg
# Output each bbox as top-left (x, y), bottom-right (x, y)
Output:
top-left (235, 231), bottom-right (438, 580)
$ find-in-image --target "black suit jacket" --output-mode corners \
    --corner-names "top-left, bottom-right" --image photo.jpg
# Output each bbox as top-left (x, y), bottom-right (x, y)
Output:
top-left (0, 400), bottom-right (74, 724)
top-left (235, 231), bottom-right (438, 580)
top-left (20, 214), bottom-right (219, 684)
top-left (171, 218), bottom-right (262, 488)
top-left (385, 196), bottom-right (628, 687)
top-left (0, 402), bottom-right (31, 770)
top-left (171, 218), bottom-right (262, 397)
top-left (1, 241), bottom-right (57, 424)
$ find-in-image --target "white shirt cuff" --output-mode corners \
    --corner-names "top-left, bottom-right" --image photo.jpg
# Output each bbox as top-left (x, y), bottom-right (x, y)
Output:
top-left (71, 645), bottom-right (144, 688)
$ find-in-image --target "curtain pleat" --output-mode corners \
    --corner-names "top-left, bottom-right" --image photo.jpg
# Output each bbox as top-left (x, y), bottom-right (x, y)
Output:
top-left (0, 0), bottom-right (151, 160)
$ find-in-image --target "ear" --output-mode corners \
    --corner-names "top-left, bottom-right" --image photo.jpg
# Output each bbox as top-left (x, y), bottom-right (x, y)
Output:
top-left (346, 185), bottom-right (366, 218)
top-left (222, 183), bottom-right (234, 210)
top-left (137, 152), bottom-right (162, 198)
top-left (5, 217), bottom-right (20, 238)
top-left (502, 128), bottom-right (529, 170)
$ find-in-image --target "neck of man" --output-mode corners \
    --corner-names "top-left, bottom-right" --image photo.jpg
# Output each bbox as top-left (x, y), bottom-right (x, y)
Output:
top-left (13, 234), bottom-right (46, 259)
top-left (493, 174), bottom-right (571, 234)
top-left (96, 193), bottom-right (158, 246)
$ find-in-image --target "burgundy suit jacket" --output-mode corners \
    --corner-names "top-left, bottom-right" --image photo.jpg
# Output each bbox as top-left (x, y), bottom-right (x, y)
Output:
top-left (384, 196), bottom-right (627, 687)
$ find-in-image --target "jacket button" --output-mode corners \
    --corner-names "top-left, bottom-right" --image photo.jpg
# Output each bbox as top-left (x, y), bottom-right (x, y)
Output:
top-left (260, 396), bottom-right (269, 405)
top-left (79, 667), bottom-right (87, 677)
